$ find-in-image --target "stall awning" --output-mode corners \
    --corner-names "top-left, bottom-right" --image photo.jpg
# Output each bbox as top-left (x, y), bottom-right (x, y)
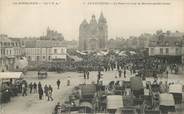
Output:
top-left (80, 84), bottom-right (96, 96)
top-left (160, 93), bottom-right (175, 106)
top-left (80, 102), bottom-right (93, 109)
top-left (107, 95), bottom-right (123, 109)
top-left (0, 72), bottom-right (23, 79)
top-left (169, 84), bottom-right (182, 94)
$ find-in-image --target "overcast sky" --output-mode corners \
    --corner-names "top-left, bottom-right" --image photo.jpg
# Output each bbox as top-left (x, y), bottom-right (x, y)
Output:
top-left (0, 0), bottom-right (184, 40)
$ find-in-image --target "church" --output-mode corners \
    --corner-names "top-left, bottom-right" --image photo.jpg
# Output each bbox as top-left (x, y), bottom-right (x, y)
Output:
top-left (79, 13), bottom-right (108, 51)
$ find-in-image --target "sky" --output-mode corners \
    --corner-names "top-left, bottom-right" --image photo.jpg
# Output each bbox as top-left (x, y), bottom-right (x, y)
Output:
top-left (0, 0), bottom-right (184, 40)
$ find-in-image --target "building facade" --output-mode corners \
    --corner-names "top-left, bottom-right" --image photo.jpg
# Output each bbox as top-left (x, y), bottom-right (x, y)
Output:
top-left (25, 40), bottom-right (67, 65)
top-left (51, 47), bottom-right (67, 61)
top-left (0, 34), bottom-right (24, 71)
top-left (148, 31), bottom-right (184, 63)
top-left (79, 13), bottom-right (108, 51)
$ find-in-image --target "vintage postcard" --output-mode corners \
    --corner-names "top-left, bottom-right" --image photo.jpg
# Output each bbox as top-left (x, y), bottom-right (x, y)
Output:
top-left (0, 0), bottom-right (184, 114)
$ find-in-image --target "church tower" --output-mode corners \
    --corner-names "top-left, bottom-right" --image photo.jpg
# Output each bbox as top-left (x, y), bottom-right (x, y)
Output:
top-left (79, 19), bottom-right (89, 50)
top-left (79, 12), bottom-right (108, 50)
top-left (98, 12), bottom-right (108, 49)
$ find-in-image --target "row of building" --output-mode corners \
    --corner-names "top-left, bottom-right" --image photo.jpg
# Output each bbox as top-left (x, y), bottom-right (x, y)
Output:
top-left (0, 33), bottom-right (77, 71)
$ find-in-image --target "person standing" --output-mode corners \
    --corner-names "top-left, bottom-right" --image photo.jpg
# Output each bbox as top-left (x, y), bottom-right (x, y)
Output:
top-left (67, 76), bottom-right (70, 86)
top-left (83, 70), bottom-right (86, 79)
top-left (38, 82), bottom-right (41, 90)
top-left (118, 69), bottom-right (122, 78)
top-left (44, 84), bottom-right (48, 97)
top-left (22, 83), bottom-right (27, 96)
top-left (38, 86), bottom-right (43, 100)
top-left (56, 79), bottom-right (61, 89)
top-left (86, 70), bottom-right (89, 79)
top-left (29, 82), bottom-right (33, 94)
top-left (33, 82), bottom-right (37, 93)
top-left (48, 85), bottom-right (53, 101)
top-left (54, 102), bottom-right (61, 114)
top-left (124, 69), bottom-right (126, 78)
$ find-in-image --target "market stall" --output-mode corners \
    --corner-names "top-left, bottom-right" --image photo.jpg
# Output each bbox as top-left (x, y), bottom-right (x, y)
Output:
top-left (107, 95), bottom-right (123, 113)
top-left (159, 93), bottom-right (175, 113)
top-left (169, 84), bottom-right (183, 104)
top-left (0, 72), bottom-right (23, 103)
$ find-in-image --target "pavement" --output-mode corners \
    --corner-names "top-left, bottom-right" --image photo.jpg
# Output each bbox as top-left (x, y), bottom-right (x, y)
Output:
top-left (0, 70), bottom-right (184, 114)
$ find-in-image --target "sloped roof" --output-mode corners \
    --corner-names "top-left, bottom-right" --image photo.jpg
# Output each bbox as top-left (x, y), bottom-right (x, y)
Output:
top-left (25, 40), bottom-right (66, 48)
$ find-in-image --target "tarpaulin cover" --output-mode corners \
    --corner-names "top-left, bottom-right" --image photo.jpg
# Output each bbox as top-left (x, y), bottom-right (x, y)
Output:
top-left (130, 77), bottom-right (143, 90)
top-left (160, 93), bottom-right (175, 106)
top-left (107, 95), bottom-right (123, 109)
top-left (80, 84), bottom-right (96, 96)
top-left (80, 102), bottom-right (93, 109)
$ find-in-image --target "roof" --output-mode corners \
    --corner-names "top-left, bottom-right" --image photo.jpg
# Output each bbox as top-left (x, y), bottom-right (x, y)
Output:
top-left (0, 72), bottom-right (23, 79)
top-left (149, 33), bottom-right (184, 47)
top-left (160, 93), bottom-right (175, 106)
top-left (107, 95), bottom-right (123, 109)
top-left (25, 40), bottom-right (66, 48)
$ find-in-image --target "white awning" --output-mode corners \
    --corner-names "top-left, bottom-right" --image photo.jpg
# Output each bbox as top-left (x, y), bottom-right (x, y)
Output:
top-left (160, 93), bottom-right (175, 106)
top-left (169, 84), bottom-right (183, 93)
top-left (107, 95), bottom-right (123, 109)
top-left (80, 102), bottom-right (93, 109)
top-left (0, 72), bottom-right (23, 79)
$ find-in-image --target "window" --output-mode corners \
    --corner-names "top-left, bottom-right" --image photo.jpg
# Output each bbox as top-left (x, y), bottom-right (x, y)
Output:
top-left (37, 56), bottom-right (40, 61)
top-left (165, 42), bottom-right (169, 46)
top-left (43, 56), bottom-right (45, 59)
top-left (11, 42), bottom-right (14, 46)
top-left (166, 48), bottom-right (169, 54)
top-left (54, 49), bottom-right (57, 54)
top-left (6, 50), bottom-right (9, 55)
top-left (150, 48), bottom-right (154, 54)
top-left (8, 42), bottom-right (10, 46)
top-left (175, 48), bottom-right (180, 55)
top-left (160, 48), bottom-right (163, 55)
top-left (175, 42), bottom-right (179, 46)
top-left (4, 42), bottom-right (7, 46)
top-left (48, 56), bottom-right (51, 60)
top-left (28, 56), bottom-right (31, 61)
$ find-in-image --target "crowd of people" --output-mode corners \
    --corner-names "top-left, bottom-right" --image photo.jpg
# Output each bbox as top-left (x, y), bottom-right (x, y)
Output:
top-left (20, 79), bottom-right (64, 101)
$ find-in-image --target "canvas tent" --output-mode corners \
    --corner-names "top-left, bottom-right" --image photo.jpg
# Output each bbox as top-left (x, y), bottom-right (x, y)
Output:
top-left (107, 95), bottom-right (123, 109)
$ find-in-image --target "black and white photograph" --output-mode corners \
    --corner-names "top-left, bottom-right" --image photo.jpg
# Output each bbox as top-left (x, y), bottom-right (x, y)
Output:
top-left (0, 0), bottom-right (184, 114)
